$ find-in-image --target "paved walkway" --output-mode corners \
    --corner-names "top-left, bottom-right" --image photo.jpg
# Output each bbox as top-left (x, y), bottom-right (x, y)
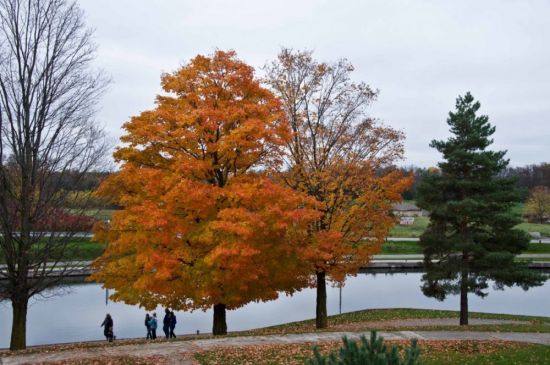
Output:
top-left (3, 328), bottom-right (550, 365)
top-left (386, 237), bottom-right (550, 244)
top-left (15, 232), bottom-right (550, 244)
top-left (374, 253), bottom-right (550, 260)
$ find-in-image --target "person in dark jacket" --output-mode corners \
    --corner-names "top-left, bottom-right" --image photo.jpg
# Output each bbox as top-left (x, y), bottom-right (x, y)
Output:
top-left (101, 313), bottom-right (114, 342)
top-left (145, 313), bottom-right (152, 339)
top-left (169, 311), bottom-right (177, 338)
top-left (150, 313), bottom-right (158, 339)
top-left (163, 308), bottom-right (171, 339)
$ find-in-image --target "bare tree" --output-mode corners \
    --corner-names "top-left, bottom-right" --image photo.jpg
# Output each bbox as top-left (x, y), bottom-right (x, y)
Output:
top-left (0, 0), bottom-right (108, 349)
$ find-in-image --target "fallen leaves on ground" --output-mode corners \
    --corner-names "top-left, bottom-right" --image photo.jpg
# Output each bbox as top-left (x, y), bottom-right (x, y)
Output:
top-left (194, 340), bottom-right (541, 365)
top-left (21, 355), bottom-right (168, 365)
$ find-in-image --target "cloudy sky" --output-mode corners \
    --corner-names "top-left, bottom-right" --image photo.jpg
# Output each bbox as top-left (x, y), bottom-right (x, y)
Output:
top-left (79, 0), bottom-right (549, 167)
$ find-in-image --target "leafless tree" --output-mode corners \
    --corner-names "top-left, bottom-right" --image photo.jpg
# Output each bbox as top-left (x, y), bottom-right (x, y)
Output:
top-left (0, 0), bottom-right (108, 349)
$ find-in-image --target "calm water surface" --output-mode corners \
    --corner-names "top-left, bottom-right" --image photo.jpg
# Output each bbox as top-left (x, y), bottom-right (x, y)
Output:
top-left (0, 272), bottom-right (549, 348)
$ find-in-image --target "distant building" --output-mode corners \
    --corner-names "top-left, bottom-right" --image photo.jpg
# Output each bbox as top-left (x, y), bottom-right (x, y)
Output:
top-left (392, 202), bottom-right (427, 217)
top-left (399, 216), bottom-right (415, 225)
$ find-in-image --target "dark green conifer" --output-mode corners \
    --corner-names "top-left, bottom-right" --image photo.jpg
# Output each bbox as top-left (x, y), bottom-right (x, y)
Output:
top-left (305, 331), bottom-right (420, 365)
top-left (417, 92), bottom-right (545, 325)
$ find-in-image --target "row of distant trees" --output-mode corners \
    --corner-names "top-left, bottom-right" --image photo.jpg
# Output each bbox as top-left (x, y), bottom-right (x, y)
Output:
top-left (401, 164), bottom-right (550, 224)
top-left (401, 163), bottom-right (550, 202)
top-left (54, 161), bottom-right (550, 208)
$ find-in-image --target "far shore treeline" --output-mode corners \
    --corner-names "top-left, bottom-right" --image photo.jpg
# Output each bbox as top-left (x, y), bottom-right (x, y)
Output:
top-left (401, 163), bottom-right (550, 201)
top-left (62, 162), bottom-right (550, 202)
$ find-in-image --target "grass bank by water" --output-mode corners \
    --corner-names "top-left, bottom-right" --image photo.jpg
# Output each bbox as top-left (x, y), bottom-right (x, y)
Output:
top-left (381, 240), bottom-right (550, 255)
top-left (240, 308), bottom-right (550, 336)
top-left (3, 238), bottom-right (548, 263)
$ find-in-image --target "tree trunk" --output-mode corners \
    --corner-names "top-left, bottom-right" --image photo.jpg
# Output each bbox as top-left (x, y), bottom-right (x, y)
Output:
top-left (212, 303), bottom-right (227, 335)
top-left (460, 270), bottom-right (468, 325)
top-left (316, 271), bottom-right (327, 329)
top-left (10, 298), bottom-right (28, 350)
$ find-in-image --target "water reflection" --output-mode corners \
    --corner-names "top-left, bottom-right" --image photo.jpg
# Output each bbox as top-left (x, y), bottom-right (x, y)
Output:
top-left (0, 271), bottom-right (548, 348)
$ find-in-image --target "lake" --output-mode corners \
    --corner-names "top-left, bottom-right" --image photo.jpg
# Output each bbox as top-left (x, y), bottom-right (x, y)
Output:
top-left (0, 271), bottom-right (549, 348)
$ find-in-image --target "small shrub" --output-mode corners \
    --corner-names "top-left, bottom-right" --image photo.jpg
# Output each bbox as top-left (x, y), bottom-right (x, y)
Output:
top-left (305, 331), bottom-right (420, 365)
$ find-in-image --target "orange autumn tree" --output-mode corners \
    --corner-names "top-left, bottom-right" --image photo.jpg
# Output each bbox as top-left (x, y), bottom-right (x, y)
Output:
top-left (90, 50), bottom-right (320, 335)
top-left (265, 49), bottom-right (412, 328)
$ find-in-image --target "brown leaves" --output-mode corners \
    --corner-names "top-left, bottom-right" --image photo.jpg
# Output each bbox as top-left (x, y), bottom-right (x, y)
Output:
top-left (22, 355), bottom-right (166, 365)
top-left (195, 340), bottom-right (537, 365)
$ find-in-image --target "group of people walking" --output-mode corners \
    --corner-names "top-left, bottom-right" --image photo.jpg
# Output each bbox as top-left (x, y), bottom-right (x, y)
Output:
top-left (145, 309), bottom-right (177, 339)
top-left (101, 308), bottom-right (177, 342)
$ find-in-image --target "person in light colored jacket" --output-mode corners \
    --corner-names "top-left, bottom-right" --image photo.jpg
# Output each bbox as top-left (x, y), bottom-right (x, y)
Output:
top-left (149, 313), bottom-right (158, 339)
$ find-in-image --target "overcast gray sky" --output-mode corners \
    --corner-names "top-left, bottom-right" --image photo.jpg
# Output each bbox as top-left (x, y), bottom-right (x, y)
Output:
top-left (79, 0), bottom-right (549, 167)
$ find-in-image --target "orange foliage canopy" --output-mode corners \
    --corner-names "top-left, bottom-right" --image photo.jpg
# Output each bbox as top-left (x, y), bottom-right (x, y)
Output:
top-left (266, 49), bottom-right (413, 282)
top-left (90, 50), bottom-right (319, 311)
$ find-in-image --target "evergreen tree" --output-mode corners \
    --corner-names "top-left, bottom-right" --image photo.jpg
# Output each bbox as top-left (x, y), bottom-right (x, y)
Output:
top-left (417, 92), bottom-right (545, 325)
top-left (305, 331), bottom-right (420, 365)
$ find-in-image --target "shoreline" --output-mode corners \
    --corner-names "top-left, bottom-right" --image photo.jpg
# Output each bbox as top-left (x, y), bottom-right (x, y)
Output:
top-left (2, 256), bottom-right (549, 280)
top-left (2, 307), bottom-right (550, 352)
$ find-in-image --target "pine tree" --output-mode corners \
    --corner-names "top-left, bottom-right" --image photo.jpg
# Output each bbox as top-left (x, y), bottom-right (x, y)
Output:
top-left (305, 331), bottom-right (420, 365)
top-left (417, 92), bottom-right (546, 325)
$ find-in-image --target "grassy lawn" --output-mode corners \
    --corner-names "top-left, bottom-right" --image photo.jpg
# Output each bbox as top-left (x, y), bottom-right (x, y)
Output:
top-left (389, 203), bottom-right (550, 238)
top-left (4, 239), bottom-right (548, 263)
top-left (194, 340), bottom-right (550, 365)
top-left (390, 218), bottom-right (550, 238)
top-left (2, 238), bottom-right (548, 263)
top-left (83, 208), bottom-right (116, 221)
top-left (59, 238), bottom-right (550, 262)
top-left (381, 240), bottom-right (423, 254)
top-left (0, 238), bottom-right (104, 263)
top-left (380, 241), bottom-right (422, 255)
top-left (516, 222), bottom-right (550, 237)
top-left (197, 299), bottom-right (550, 364)
top-left (239, 308), bottom-right (550, 337)
top-left (14, 340), bottom-right (550, 364)
top-left (389, 216), bottom-right (430, 237)
top-left (71, 238), bottom-right (104, 261)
